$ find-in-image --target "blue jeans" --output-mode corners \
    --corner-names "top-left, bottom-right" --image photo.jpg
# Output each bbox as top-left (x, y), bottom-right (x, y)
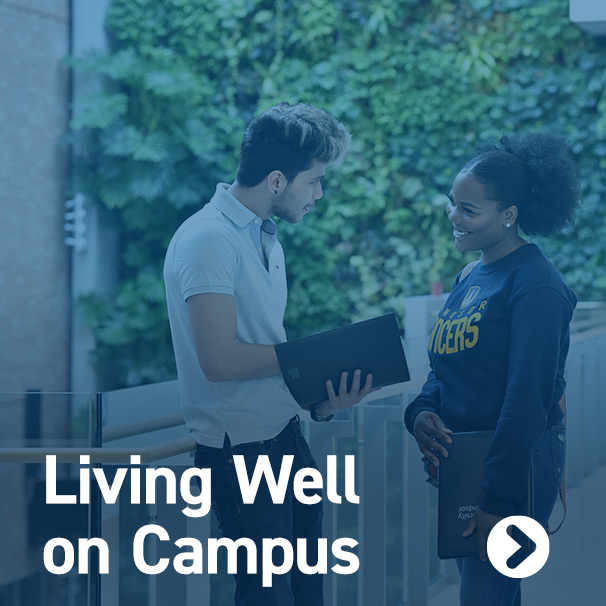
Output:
top-left (194, 416), bottom-right (324, 606)
top-left (457, 425), bottom-right (566, 606)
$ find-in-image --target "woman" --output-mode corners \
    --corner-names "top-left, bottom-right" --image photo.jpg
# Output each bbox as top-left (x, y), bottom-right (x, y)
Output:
top-left (404, 133), bottom-right (578, 605)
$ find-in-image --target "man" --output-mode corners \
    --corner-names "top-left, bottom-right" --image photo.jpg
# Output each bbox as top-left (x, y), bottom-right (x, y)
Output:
top-left (163, 102), bottom-right (372, 605)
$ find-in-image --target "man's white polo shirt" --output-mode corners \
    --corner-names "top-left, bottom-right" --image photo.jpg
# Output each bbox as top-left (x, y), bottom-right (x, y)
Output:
top-left (164, 184), bottom-right (300, 447)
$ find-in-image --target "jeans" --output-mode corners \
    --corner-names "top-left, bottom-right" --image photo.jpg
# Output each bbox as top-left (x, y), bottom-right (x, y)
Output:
top-left (194, 416), bottom-right (324, 606)
top-left (457, 425), bottom-right (566, 606)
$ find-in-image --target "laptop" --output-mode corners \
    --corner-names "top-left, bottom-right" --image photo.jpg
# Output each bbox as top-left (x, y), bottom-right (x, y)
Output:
top-left (275, 313), bottom-right (410, 407)
top-left (438, 430), bottom-right (533, 559)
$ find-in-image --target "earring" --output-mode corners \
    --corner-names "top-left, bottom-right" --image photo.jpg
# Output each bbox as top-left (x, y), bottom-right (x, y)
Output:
top-left (274, 190), bottom-right (278, 194)
top-left (505, 222), bottom-right (511, 228)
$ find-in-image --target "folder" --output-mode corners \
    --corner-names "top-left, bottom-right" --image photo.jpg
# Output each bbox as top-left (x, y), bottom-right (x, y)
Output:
top-left (438, 430), bottom-right (533, 559)
top-left (275, 313), bottom-right (410, 407)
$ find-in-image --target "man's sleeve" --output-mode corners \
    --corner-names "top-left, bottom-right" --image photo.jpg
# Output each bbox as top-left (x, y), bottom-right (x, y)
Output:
top-left (172, 225), bottom-right (238, 301)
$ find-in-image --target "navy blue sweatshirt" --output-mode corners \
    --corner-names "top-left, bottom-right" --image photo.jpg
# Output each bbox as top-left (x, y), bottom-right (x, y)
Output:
top-left (404, 244), bottom-right (577, 516)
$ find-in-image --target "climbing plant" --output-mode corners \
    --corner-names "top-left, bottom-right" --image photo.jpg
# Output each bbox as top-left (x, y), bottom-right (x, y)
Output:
top-left (70, 0), bottom-right (606, 392)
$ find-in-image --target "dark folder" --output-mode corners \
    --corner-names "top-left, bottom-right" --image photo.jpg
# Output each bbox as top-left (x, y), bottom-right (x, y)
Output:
top-left (438, 430), bottom-right (533, 559)
top-left (275, 313), bottom-right (410, 407)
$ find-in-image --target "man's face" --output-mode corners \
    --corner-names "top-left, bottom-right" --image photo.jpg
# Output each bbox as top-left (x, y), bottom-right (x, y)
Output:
top-left (271, 161), bottom-right (326, 223)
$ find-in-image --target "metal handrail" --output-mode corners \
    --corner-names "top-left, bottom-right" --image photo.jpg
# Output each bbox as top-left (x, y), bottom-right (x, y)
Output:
top-left (0, 435), bottom-right (197, 464)
top-left (102, 413), bottom-right (186, 442)
top-left (570, 325), bottom-right (606, 344)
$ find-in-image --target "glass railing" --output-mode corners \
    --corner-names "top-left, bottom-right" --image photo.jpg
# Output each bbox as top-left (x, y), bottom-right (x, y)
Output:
top-left (0, 392), bottom-right (97, 606)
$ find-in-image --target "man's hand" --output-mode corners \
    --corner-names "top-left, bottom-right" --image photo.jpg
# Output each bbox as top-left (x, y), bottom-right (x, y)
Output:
top-left (314, 370), bottom-right (374, 416)
top-left (412, 411), bottom-right (453, 467)
top-left (462, 508), bottom-right (504, 562)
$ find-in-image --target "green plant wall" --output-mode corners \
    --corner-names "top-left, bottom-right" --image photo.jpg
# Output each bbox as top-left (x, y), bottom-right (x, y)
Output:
top-left (70, 0), bottom-right (606, 389)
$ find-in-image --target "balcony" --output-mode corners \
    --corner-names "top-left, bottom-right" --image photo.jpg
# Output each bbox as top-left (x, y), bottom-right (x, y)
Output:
top-left (1, 301), bottom-right (605, 605)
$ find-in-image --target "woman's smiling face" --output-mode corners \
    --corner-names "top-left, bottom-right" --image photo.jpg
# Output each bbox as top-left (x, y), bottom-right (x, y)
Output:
top-left (446, 170), bottom-right (519, 264)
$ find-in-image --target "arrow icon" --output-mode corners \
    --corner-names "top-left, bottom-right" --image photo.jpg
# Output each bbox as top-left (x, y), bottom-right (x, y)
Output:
top-left (487, 516), bottom-right (549, 579)
top-left (506, 524), bottom-right (537, 570)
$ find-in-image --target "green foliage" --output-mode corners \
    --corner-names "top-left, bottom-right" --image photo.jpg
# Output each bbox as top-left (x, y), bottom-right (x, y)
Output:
top-left (71, 0), bottom-right (606, 388)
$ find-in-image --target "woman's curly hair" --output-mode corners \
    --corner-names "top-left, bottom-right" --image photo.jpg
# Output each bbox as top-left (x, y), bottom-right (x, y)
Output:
top-left (462, 133), bottom-right (579, 236)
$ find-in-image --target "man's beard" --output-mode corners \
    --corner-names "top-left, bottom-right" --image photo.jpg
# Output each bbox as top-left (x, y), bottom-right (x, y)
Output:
top-left (270, 189), bottom-right (301, 223)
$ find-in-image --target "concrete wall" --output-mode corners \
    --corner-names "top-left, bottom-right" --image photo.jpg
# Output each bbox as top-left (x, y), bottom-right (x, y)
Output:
top-left (0, 0), bottom-right (71, 394)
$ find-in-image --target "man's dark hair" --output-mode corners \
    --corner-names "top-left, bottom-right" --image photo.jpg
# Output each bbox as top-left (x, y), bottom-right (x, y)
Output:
top-left (236, 102), bottom-right (352, 187)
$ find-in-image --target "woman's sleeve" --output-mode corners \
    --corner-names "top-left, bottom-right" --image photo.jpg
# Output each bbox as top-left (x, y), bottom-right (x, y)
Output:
top-left (404, 368), bottom-right (442, 434)
top-left (480, 286), bottom-right (572, 516)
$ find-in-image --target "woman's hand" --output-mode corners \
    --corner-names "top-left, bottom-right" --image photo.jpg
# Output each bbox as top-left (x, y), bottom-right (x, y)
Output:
top-left (314, 370), bottom-right (374, 416)
top-left (462, 508), bottom-right (504, 562)
top-left (412, 410), bottom-right (453, 466)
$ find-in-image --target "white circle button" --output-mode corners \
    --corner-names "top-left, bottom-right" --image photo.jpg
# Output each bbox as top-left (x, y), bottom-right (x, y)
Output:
top-left (487, 515), bottom-right (549, 578)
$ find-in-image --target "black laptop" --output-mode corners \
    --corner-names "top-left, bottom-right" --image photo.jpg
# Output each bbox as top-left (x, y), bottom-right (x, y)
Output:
top-left (275, 313), bottom-right (410, 407)
top-left (438, 430), bottom-right (533, 559)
